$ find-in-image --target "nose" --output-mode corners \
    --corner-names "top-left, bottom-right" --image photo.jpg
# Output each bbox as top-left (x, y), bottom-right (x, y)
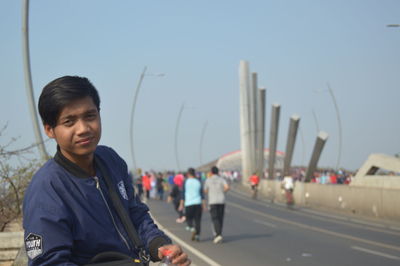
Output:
top-left (76, 119), bottom-right (90, 135)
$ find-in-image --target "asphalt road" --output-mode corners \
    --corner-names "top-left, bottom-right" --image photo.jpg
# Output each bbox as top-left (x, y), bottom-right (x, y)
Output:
top-left (147, 184), bottom-right (400, 266)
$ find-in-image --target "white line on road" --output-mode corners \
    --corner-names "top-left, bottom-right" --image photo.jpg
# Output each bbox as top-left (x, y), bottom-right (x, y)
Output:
top-left (230, 188), bottom-right (400, 237)
top-left (151, 216), bottom-right (222, 266)
top-left (228, 201), bottom-right (400, 252)
top-left (303, 208), bottom-right (400, 232)
top-left (253, 219), bottom-right (277, 228)
top-left (351, 246), bottom-right (400, 260)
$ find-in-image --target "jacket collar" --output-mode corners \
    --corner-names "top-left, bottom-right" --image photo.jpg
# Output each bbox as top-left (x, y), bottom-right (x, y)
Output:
top-left (54, 146), bottom-right (93, 178)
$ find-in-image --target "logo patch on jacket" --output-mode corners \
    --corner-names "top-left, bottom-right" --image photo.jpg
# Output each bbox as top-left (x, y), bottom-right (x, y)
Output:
top-left (117, 181), bottom-right (128, 200)
top-left (25, 233), bottom-right (43, 259)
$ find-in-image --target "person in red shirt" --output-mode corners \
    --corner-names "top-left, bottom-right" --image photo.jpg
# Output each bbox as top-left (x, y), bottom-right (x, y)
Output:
top-left (249, 173), bottom-right (260, 199)
top-left (142, 172), bottom-right (151, 200)
top-left (330, 173), bottom-right (337, 184)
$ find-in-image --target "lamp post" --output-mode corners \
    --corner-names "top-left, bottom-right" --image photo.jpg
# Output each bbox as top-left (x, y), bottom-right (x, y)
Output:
top-left (314, 84), bottom-right (342, 171)
top-left (174, 103), bottom-right (185, 171)
top-left (129, 66), bottom-right (164, 175)
top-left (22, 0), bottom-right (48, 160)
top-left (199, 120), bottom-right (208, 165)
top-left (174, 104), bottom-right (196, 171)
top-left (312, 108), bottom-right (320, 134)
top-left (299, 127), bottom-right (306, 167)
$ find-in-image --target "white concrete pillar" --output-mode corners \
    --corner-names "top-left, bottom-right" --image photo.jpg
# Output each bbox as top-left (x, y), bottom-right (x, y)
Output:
top-left (268, 104), bottom-right (280, 179)
top-left (250, 72), bottom-right (258, 176)
top-left (256, 87), bottom-right (266, 178)
top-left (239, 60), bottom-right (253, 183)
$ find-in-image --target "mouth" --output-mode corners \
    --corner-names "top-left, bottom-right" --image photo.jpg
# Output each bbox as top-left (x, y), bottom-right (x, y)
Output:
top-left (76, 137), bottom-right (93, 145)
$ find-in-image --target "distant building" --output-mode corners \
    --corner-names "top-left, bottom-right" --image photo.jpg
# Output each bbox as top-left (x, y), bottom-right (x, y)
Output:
top-left (197, 149), bottom-right (285, 172)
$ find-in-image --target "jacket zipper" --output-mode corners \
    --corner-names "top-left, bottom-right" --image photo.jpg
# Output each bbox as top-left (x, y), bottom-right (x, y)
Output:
top-left (93, 176), bottom-right (131, 251)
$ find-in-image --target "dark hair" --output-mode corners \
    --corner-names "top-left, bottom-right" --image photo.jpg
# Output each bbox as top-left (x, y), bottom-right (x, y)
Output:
top-left (187, 168), bottom-right (196, 177)
top-left (38, 76), bottom-right (100, 127)
top-left (211, 166), bottom-right (219, 174)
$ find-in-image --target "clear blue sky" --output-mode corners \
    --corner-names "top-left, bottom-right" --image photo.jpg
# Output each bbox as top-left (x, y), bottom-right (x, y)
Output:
top-left (1, 0), bottom-right (399, 172)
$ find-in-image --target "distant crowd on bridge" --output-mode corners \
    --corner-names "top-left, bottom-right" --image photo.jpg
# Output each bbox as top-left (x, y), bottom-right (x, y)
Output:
top-left (285, 167), bottom-right (355, 185)
top-left (130, 167), bottom-right (357, 203)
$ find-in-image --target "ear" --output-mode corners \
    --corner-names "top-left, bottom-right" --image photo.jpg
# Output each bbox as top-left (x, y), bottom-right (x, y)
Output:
top-left (44, 124), bottom-right (55, 139)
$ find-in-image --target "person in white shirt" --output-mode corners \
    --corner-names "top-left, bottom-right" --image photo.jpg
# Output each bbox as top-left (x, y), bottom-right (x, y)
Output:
top-left (204, 166), bottom-right (230, 244)
top-left (281, 176), bottom-right (294, 206)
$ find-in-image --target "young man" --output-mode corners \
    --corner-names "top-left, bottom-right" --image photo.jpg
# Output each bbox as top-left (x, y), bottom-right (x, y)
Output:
top-left (23, 76), bottom-right (190, 265)
top-left (204, 166), bottom-right (229, 244)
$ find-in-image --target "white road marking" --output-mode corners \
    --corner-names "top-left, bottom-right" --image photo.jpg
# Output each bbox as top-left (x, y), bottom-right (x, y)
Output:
top-left (351, 246), bottom-right (400, 260)
top-left (230, 188), bottom-right (400, 237)
top-left (229, 201), bottom-right (400, 252)
top-left (253, 219), bottom-right (277, 228)
top-left (389, 225), bottom-right (400, 231)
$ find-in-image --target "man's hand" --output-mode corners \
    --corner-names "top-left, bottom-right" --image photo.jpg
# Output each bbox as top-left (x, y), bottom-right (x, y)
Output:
top-left (158, 244), bottom-right (191, 265)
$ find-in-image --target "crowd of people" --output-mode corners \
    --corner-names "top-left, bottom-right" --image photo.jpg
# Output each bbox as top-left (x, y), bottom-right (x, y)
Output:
top-left (253, 167), bottom-right (355, 185)
top-left (281, 167), bottom-right (355, 184)
top-left (131, 166), bottom-right (359, 244)
top-left (132, 166), bottom-right (230, 244)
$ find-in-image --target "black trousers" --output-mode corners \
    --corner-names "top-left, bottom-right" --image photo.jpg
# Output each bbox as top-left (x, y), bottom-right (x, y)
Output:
top-left (209, 204), bottom-right (225, 236)
top-left (173, 200), bottom-right (184, 218)
top-left (185, 204), bottom-right (202, 235)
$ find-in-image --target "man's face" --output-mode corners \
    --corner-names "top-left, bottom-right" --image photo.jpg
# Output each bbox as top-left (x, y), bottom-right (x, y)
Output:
top-left (44, 96), bottom-right (101, 164)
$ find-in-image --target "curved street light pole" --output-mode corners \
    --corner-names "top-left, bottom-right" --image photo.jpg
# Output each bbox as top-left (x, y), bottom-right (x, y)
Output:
top-left (129, 67), bottom-right (165, 175)
top-left (314, 85), bottom-right (343, 171)
top-left (312, 108), bottom-right (320, 134)
top-left (22, 0), bottom-right (48, 160)
top-left (299, 127), bottom-right (306, 167)
top-left (129, 66), bottom-right (147, 175)
top-left (327, 83), bottom-right (343, 171)
top-left (199, 120), bottom-right (208, 165)
top-left (174, 103), bottom-right (185, 171)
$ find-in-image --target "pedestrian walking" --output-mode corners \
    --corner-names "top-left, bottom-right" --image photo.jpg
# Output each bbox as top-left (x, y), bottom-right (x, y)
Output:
top-left (142, 172), bottom-right (151, 201)
top-left (135, 176), bottom-right (144, 201)
top-left (281, 175), bottom-right (294, 206)
top-left (204, 166), bottom-right (230, 244)
top-left (249, 172), bottom-right (260, 199)
top-left (168, 178), bottom-right (186, 223)
top-left (156, 172), bottom-right (165, 200)
top-left (179, 168), bottom-right (205, 242)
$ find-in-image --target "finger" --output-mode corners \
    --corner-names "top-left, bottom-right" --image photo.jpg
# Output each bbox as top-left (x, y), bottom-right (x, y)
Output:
top-left (172, 252), bottom-right (188, 265)
top-left (159, 244), bottom-right (182, 259)
top-left (181, 258), bottom-right (191, 266)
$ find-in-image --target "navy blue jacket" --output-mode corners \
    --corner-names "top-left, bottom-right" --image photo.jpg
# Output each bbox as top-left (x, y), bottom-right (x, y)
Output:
top-left (23, 145), bottom-right (170, 265)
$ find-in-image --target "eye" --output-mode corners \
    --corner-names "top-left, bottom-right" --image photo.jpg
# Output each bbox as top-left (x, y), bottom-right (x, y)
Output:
top-left (63, 120), bottom-right (74, 127)
top-left (86, 113), bottom-right (97, 120)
